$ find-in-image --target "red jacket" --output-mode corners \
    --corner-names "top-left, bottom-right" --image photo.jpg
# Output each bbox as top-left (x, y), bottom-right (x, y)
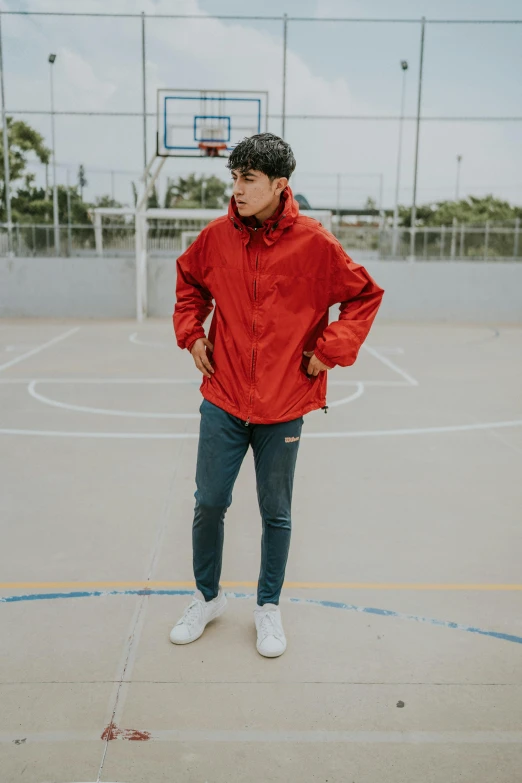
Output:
top-left (173, 186), bottom-right (384, 424)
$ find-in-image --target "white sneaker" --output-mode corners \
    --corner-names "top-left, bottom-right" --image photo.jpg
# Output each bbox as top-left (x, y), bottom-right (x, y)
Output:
top-left (169, 586), bottom-right (227, 645)
top-left (254, 603), bottom-right (287, 657)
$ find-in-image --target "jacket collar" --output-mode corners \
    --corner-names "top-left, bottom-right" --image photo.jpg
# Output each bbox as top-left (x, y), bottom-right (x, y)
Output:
top-left (228, 186), bottom-right (299, 246)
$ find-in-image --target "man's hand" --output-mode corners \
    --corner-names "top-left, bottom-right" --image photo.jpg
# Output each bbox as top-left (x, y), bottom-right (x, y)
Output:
top-left (191, 337), bottom-right (214, 378)
top-left (303, 351), bottom-right (330, 376)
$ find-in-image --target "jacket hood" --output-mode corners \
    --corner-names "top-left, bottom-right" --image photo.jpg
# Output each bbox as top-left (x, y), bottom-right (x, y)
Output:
top-left (227, 185), bottom-right (300, 245)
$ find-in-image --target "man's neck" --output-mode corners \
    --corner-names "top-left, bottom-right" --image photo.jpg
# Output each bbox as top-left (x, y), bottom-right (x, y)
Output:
top-left (254, 195), bottom-right (282, 226)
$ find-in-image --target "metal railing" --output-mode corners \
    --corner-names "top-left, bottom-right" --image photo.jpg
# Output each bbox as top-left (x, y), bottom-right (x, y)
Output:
top-left (0, 220), bottom-right (520, 260)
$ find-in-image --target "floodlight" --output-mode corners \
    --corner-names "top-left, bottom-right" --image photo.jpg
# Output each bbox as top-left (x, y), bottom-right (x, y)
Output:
top-left (48, 53), bottom-right (56, 64)
top-left (400, 60), bottom-right (408, 70)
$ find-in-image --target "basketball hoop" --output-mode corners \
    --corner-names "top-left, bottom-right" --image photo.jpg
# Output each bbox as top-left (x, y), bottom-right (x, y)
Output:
top-left (157, 90), bottom-right (268, 158)
top-left (198, 141), bottom-right (228, 158)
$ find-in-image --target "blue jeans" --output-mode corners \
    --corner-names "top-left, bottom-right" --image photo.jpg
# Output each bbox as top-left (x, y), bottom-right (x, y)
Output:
top-left (193, 398), bottom-right (304, 606)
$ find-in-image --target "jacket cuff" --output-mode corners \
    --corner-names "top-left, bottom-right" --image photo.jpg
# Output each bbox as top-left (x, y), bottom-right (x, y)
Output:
top-left (314, 346), bottom-right (336, 369)
top-left (186, 329), bottom-right (205, 353)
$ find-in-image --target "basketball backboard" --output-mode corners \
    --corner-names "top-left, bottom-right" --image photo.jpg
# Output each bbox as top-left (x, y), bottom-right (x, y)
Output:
top-left (156, 89), bottom-right (269, 157)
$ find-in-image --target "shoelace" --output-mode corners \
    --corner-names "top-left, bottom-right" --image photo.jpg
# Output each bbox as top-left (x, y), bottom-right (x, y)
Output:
top-left (258, 611), bottom-right (284, 641)
top-left (178, 599), bottom-right (203, 630)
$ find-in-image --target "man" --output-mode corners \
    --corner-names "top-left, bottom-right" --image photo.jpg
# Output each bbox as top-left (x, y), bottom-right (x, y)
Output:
top-left (171, 133), bottom-right (384, 658)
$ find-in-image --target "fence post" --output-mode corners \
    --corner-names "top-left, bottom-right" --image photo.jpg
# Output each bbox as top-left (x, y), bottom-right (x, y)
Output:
top-left (423, 228), bottom-right (428, 259)
top-left (514, 217), bottom-right (520, 258)
top-left (484, 220), bottom-right (489, 260)
top-left (94, 211), bottom-right (103, 256)
top-left (15, 222), bottom-right (20, 255)
top-left (460, 222), bottom-right (465, 258)
top-left (66, 169), bottom-right (72, 257)
top-left (282, 13), bottom-right (288, 138)
top-left (450, 216), bottom-right (457, 260)
top-left (135, 211), bottom-right (148, 321)
top-left (32, 223), bottom-right (36, 256)
top-left (440, 225), bottom-right (445, 259)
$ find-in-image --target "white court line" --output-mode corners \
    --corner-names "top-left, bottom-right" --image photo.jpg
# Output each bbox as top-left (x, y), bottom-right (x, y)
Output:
top-left (0, 327), bottom-right (80, 373)
top-left (362, 343), bottom-right (419, 387)
top-left (318, 382), bottom-right (364, 409)
top-left (96, 433), bottom-right (188, 781)
top-left (27, 381), bottom-right (199, 420)
top-left (26, 380), bottom-right (365, 418)
top-left (129, 332), bottom-right (168, 348)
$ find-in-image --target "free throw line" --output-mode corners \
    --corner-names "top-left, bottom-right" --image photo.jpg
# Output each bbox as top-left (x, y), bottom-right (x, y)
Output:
top-left (0, 327), bottom-right (80, 373)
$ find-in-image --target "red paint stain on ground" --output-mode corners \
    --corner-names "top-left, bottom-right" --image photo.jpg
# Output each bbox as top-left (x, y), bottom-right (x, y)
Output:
top-left (101, 723), bottom-right (151, 741)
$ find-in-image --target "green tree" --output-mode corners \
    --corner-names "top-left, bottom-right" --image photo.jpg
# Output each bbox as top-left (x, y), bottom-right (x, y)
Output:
top-left (164, 173), bottom-right (229, 209)
top-left (399, 195), bottom-right (522, 227)
top-left (0, 118), bottom-right (51, 219)
top-left (77, 164), bottom-right (88, 200)
top-left (12, 182), bottom-right (92, 224)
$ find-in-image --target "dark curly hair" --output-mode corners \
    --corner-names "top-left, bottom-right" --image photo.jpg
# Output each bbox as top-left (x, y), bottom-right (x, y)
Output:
top-left (227, 133), bottom-right (296, 180)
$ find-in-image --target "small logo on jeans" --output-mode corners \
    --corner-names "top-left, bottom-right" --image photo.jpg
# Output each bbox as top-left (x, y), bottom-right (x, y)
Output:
top-left (285, 436), bottom-right (300, 443)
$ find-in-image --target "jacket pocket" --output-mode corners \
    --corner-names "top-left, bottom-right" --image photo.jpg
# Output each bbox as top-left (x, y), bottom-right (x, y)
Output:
top-left (300, 354), bottom-right (318, 383)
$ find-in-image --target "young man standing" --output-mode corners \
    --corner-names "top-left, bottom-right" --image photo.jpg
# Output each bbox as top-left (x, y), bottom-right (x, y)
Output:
top-left (172, 133), bottom-right (384, 657)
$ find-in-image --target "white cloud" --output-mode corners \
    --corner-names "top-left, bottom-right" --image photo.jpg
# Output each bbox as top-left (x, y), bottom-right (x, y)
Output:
top-left (58, 48), bottom-right (116, 109)
top-left (6, 0), bottom-right (522, 207)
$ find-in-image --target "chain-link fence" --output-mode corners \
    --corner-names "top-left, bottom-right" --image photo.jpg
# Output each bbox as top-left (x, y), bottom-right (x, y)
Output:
top-left (2, 219), bottom-right (521, 260)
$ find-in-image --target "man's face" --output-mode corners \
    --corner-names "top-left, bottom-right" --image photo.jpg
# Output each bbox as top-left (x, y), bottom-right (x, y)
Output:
top-left (231, 168), bottom-right (287, 220)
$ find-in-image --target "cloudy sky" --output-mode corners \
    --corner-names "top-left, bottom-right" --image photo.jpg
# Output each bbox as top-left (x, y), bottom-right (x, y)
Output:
top-left (4, 0), bottom-right (522, 209)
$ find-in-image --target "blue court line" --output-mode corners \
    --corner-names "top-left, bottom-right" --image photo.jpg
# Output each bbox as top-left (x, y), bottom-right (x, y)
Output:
top-left (2, 589), bottom-right (521, 647)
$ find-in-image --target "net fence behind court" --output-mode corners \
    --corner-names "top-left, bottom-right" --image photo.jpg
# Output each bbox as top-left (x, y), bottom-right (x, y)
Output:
top-left (1, 220), bottom-right (520, 260)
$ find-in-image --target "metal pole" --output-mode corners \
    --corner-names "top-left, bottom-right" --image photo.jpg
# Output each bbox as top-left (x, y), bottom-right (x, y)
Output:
top-left (378, 173), bottom-right (384, 257)
top-left (455, 154), bottom-right (462, 200)
top-left (410, 17), bottom-right (425, 261)
top-left (460, 222), bottom-right (465, 258)
top-left (141, 11), bottom-right (147, 168)
top-left (378, 173), bottom-right (384, 226)
top-left (450, 215), bottom-right (457, 259)
top-left (336, 173), bottom-right (340, 226)
top-left (282, 13), bottom-right (288, 138)
top-left (111, 169), bottom-right (115, 201)
top-left (0, 14), bottom-right (12, 256)
top-left (392, 60), bottom-right (408, 256)
top-left (484, 220), bottom-right (489, 260)
top-left (49, 56), bottom-right (60, 255)
top-left (66, 167), bottom-right (72, 256)
top-left (514, 217), bottom-right (520, 258)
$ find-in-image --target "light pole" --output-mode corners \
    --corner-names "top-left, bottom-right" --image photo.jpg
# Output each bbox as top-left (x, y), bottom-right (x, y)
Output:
top-left (48, 53), bottom-right (60, 255)
top-left (392, 60), bottom-right (408, 256)
top-left (455, 154), bottom-right (462, 201)
top-left (0, 14), bottom-right (13, 256)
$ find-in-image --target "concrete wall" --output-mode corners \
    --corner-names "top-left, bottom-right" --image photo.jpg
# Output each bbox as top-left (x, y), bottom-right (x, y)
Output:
top-left (363, 260), bottom-right (522, 324)
top-left (0, 256), bottom-right (136, 318)
top-left (1, 256), bottom-right (521, 323)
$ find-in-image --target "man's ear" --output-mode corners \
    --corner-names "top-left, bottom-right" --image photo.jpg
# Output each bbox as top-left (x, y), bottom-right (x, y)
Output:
top-left (274, 176), bottom-right (288, 196)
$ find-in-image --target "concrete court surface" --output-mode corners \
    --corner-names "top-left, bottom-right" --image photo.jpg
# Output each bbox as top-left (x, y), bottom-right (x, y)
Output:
top-left (0, 317), bottom-right (521, 783)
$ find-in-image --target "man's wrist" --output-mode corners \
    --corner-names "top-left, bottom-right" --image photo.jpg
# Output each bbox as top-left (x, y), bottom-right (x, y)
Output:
top-left (187, 332), bottom-right (205, 353)
top-left (314, 347), bottom-right (335, 369)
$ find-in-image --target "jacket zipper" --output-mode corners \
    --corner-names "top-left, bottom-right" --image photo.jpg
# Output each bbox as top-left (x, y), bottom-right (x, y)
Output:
top-left (245, 252), bottom-right (259, 427)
